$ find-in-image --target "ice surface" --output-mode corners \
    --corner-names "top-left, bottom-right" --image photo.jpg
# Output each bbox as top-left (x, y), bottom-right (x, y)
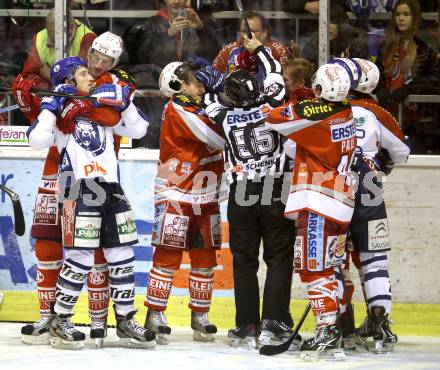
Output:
top-left (1, 323), bottom-right (440, 370)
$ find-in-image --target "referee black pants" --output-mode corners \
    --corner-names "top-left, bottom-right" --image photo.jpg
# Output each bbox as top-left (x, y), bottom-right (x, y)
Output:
top-left (227, 179), bottom-right (296, 327)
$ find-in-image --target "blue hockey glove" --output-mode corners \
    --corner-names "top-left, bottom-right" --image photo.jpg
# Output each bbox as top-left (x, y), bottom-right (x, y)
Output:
top-left (195, 66), bottom-right (225, 94)
top-left (40, 84), bottom-right (77, 113)
top-left (90, 83), bottom-right (131, 111)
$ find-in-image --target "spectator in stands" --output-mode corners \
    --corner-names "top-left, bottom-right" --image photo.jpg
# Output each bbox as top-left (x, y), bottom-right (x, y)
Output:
top-left (374, 0), bottom-right (440, 153)
top-left (213, 11), bottom-right (290, 82)
top-left (21, 8), bottom-right (95, 89)
top-left (122, 0), bottom-right (221, 148)
top-left (301, 4), bottom-right (369, 67)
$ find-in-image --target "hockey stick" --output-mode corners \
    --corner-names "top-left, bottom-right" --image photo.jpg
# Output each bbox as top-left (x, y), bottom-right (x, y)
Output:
top-left (259, 302), bottom-right (311, 356)
top-left (0, 184), bottom-right (25, 236)
top-left (31, 88), bottom-right (125, 108)
top-left (0, 104), bottom-right (19, 114)
top-left (235, 0), bottom-right (253, 39)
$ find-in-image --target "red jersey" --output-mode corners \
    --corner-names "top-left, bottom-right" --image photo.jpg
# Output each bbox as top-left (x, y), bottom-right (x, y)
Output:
top-left (266, 99), bottom-right (356, 223)
top-left (156, 94), bottom-right (225, 205)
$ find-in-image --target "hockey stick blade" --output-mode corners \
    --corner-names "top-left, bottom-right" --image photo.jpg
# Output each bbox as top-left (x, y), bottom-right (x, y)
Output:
top-left (0, 104), bottom-right (19, 114)
top-left (31, 88), bottom-right (125, 107)
top-left (0, 184), bottom-right (25, 236)
top-left (235, 0), bottom-right (252, 39)
top-left (259, 303), bottom-right (311, 356)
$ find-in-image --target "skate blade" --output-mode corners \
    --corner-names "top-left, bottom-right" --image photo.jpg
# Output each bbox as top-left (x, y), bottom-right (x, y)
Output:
top-left (155, 334), bottom-right (169, 345)
top-left (49, 336), bottom-right (84, 350)
top-left (373, 340), bottom-right (394, 354)
top-left (258, 332), bottom-right (300, 352)
top-left (300, 349), bottom-right (346, 361)
top-left (94, 337), bottom-right (104, 349)
top-left (21, 332), bottom-right (50, 345)
top-left (342, 336), bottom-right (356, 350)
top-left (228, 336), bottom-right (257, 349)
top-left (119, 337), bottom-right (156, 349)
top-left (193, 330), bottom-right (215, 342)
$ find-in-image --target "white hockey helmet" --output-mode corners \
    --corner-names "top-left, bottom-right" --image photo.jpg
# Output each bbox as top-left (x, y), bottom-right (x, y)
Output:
top-left (352, 58), bottom-right (380, 94)
top-left (328, 57), bottom-right (362, 90)
top-left (159, 62), bottom-right (184, 97)
top-left (91, 31), bottom-right (124, 67)
top-left (312, 63), bottom-right (351, 102)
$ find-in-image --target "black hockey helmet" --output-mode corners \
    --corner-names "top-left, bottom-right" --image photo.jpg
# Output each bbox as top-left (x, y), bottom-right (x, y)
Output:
top-left (224, 69), bottom-right (260, 107)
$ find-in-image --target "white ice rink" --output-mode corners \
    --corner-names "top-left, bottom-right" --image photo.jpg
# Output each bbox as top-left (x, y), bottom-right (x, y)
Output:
top-left (1, 323), bottom-right (440, 370)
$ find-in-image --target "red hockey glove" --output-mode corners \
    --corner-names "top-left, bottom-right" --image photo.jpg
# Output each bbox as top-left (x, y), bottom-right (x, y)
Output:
top-left (57, 99), bottom-right (93, 134)
top-left (235, 50), bottom-right (258, 74)
top-left (12, 74), bottom-right (42, 122)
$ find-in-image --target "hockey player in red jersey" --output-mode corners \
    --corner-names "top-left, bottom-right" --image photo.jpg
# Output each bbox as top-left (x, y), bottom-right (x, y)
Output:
top-left (27, 56), bottom-right (154, 350)
top-left (143, 61), bottom-right (225, 344)
top-left (13, 32), bottom-right (137, 347)
top-left (337, 58), bottom-right (410, 352)
top-left (266, 63), bottom-right (354, 360)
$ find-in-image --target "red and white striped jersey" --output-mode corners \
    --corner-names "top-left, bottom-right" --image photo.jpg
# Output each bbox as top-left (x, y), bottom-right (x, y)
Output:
top-left (266, 99), bottom-right (357, 223)
top-left (156, 94), bottom-right (225, 205)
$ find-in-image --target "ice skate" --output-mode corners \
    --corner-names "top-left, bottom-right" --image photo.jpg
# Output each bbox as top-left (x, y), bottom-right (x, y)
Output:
top-left (227, 324), bottom-right (258, 349)
top-left (90, 320), bottom-right (107, 349)
top-left (371, 306), bottom-right (398, 353)
top-left (300, 325), bottom-right (345, 361)
top-left (21, 315), bottom-right (54, 345)
top-left (50, 314), bottom-right (85, 350)
top-left (258, 319), bottom-right (301, 351)
top-left (116, 309), bottom-right (156, 349)
top-left (191, 311), bottom-right (217, 342)
top-left (144, 309), bottom-right (171, 345)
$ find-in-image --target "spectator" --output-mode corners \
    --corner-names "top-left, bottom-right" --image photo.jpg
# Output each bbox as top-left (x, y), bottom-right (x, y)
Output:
top-left (213, 11), bottom-right (290, 82)
top-left (375, 0), bottom-right (440, 154)
top-left (301, 4), bottom-right (369, 67)
top-left (122, 0), bottom-right (221, 148)
top-left (21, 8), bottom-right (95, 89)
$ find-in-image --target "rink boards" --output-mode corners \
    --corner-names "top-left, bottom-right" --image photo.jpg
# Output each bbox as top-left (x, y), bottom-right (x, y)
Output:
top-left (0, 147), bottom-right (440, 337)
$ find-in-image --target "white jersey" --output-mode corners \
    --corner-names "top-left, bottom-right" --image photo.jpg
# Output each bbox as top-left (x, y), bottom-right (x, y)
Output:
top-left (28, 102), bottom-right (148, 183)
top-left (351, 99), bottom-right (409, 163)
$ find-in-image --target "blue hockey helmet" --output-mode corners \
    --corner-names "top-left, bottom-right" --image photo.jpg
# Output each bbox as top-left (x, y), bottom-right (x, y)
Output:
top-left (50, 57), bottom-right (87, 86)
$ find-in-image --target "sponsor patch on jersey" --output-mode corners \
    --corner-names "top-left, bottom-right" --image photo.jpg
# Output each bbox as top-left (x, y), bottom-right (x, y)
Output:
top-left (116, 210), bottom-right (138, 244)
top-left (325, 235), bottom-right (346, 268)
top-left (152, 203), bottom-right (166, 245)
top-left (210, 214), bottom-right (222, 247)
top-left (39, 177), bottom-right (58, 192)
top-left (74, 215), bottom-right (101, 249)
top-left (368, 218), bottom-right (390, 251)
top-left (331, 121), bottom-right (356, 142)
top-left (33, 193), bottom-right (59, 225)
top-left (307, 213), bottom-right (324, 271)
top-left (62, 200), bottom-right (76, 247)
top-left (161, 213), bottom-right (189, 249)
top-left (244, 156), bottom-right (276, 171)
top-left (294, 236), bottom-right (304, 270)
top-left (280, 103), bottom-right (294, 120)
top-left (181, 162), bottom-right (192, 175)
top-left (226, 109), bottom-right (263, 125)
top-left (298, 163), bottom-right (308, 177)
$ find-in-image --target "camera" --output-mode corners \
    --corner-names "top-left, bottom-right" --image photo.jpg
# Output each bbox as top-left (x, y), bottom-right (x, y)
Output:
top-left (177, 9), bottom-right (187, 18)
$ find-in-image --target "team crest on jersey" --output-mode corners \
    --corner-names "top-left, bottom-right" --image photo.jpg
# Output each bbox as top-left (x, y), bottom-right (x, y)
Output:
top-left (73, 121), bottom-right (106, 156)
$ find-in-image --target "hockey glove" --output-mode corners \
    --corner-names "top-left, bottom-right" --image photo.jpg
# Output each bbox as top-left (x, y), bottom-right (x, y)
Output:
top-left (90, 83), bottom-right (131, 111)
top-left (41, 84), bottom-right (77, 113)
top-left (194, 66), bottom-right (225, 94)
top-left (12, 74), bottom-right (42, 121)
top-left (188, 55), bottom-right (212, 69)
top-left (110, 68), bottom-right (137, 97)
top-left (235, 50), bottom-right (258, 74)
top-left (57, 99), bottom-right (94, 134)
top-left (375, 148), bottom-right (395, 176)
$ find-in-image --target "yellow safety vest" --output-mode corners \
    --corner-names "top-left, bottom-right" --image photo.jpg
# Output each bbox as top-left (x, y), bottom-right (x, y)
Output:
top-left (35, 20), bottom-right (94, 67)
